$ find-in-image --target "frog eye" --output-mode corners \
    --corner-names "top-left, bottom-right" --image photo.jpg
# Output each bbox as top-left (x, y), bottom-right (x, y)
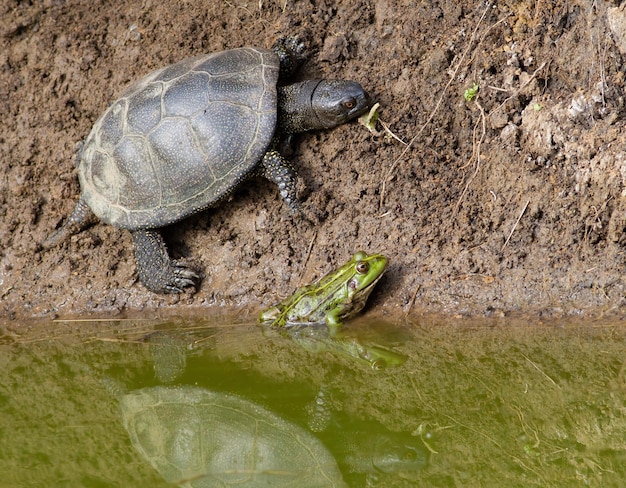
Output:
top-left (371, 359), bottom-right (386, 370)
top-left (355, 261), bottom-right (369, 274)
top-left (343, 98), bottom-right (356, 109)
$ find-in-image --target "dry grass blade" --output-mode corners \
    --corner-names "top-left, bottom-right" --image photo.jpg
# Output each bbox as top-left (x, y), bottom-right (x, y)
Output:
top-left (502, 200), bottom-right (530, 252)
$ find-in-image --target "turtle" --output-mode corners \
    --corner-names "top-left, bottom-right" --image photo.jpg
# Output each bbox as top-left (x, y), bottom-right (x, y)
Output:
top-left (43, 37), bottom-right (371, 293)
top-left (120, 385), bottom-right (347, 487)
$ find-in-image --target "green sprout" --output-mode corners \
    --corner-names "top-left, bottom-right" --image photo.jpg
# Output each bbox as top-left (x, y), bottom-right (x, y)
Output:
top-left (358, 102), bottom-right (407, 145)
top-left (464, 83), bottom-right (479, 102)
top-left (359, 102), bottom-right (380, 132)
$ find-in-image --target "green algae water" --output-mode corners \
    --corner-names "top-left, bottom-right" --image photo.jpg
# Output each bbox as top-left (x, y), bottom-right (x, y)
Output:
top-left (1, 314), bottom-right (625, 487)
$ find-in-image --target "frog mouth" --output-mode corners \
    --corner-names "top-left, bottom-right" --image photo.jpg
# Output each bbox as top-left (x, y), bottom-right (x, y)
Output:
top-left (350, 271), bottom-right (385, 305)
top-left (363, 271), bottom-right (385, 292)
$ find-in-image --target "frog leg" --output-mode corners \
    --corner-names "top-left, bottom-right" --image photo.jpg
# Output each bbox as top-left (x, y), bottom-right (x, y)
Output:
top-left (131, 229), bottom-right (198, 293)
top-left (259, 149), bottom-right (301, 214)
top-left (325, 312), bottom-right (344, 337)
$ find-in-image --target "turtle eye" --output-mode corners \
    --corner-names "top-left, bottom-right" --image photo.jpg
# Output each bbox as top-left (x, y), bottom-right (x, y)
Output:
top-left (343, 98), bottom-right (356, 109)
top-left (355, 261), bottom-right (369, 274)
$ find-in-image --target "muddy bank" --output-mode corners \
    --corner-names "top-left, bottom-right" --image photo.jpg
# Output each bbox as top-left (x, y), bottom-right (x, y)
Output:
top-left (1, 0), bottom-right (626, 321)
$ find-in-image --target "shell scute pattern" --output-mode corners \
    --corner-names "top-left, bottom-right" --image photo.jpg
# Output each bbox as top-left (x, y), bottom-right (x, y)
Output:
top-left (112, 136), bottom-right (158, 207)
top-left (89, 151), bottom-right (119, 214)
top-left (97, 100), bottom-right (126, 151)
top-left (192, 102), bottom-right (256, 176)
top-left (193, 48), bottom-right (259, 76)
top-left (147, 119), bottom-right (213, 204)
top-left (162, 71), bottom-right (210, 118)
top-left (126, 83), bottom-right (163, 134)
top-left (120, 386), bottom-right (347, 487)
top-left (153, 56), bottom-right (200, 83)
top-left (79, 47), bottom-right (279, 230)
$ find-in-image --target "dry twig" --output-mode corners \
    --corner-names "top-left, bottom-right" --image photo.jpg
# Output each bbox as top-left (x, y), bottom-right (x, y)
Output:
top-left (502, 200), bottom-right (530, 252)
top-left (451, 99), bottom-right (487, 220)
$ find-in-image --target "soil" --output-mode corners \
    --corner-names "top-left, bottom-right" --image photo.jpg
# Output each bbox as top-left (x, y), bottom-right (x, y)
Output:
top-left (2, 0), bottom-right (626, 322)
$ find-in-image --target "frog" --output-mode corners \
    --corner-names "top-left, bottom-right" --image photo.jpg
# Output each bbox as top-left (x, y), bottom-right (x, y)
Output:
top-left (259, 251), bottom-right (387, 335)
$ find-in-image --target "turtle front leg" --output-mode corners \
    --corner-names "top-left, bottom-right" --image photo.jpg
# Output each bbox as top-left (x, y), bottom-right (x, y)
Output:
top-left (272, 36), bottom-right (305, 78)
top-left (131, 229), bottom-right (198, 293)
top-left (259, 149), bottom-right (302, 215)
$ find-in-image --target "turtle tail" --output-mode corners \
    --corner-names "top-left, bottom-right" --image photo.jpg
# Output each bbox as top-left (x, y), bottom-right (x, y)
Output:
top-left (42, 196), bottom-right (98, 249)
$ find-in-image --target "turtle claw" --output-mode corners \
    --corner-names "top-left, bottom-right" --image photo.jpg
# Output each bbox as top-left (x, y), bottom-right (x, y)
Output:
top-left (173, 263), bottom-right (199, 282)
top-left (273, 36), bottom-right (306, 57)
top-left (160, 268), bottom-right (199, 294)
top-left (142, 261), bottom-right (199, 294)
top-left (132, 229), bottom-right (200, 294)
top-left (284, 36), bottom-right (306, 58)
top-left (167, 262), bottom-right (200, 293)
top-left (272, 36), bottom-right (306, 77)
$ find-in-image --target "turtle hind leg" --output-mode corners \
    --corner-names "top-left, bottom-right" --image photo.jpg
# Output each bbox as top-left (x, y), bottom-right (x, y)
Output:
top-left (131, 229), bottom-right (199, 294)
top-left (42, 196), bottom-right (98, 249)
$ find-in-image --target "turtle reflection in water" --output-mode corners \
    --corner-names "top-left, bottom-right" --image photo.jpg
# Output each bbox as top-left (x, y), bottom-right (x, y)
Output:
top-left (138, 332), bottom-right (424, 486)
top-left (120, 385), bottom-right (347, 487)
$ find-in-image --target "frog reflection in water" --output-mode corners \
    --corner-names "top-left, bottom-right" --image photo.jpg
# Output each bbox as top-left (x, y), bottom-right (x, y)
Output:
top-left (260, 251), bottom-right (388, 335)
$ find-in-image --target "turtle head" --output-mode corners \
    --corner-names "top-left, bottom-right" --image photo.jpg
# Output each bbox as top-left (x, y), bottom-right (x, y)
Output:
top-left (310, 80), bottom-right (371, 129)
top-left (278, 80), bottom-right (371, 133)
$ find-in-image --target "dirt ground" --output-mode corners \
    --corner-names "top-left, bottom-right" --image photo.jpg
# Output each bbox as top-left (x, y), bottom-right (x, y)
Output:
top-left (2, 0), bottom-right (626, 322)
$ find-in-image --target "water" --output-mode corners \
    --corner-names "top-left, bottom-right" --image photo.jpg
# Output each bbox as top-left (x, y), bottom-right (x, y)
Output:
top-left (1, 314), bottom-right (625, 487)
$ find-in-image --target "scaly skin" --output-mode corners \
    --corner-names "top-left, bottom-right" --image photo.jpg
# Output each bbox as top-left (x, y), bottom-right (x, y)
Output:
top-left (42, 196), bottom-right (97, 249)
top-left (258, 149), bottom-right (301, 214)
top-left (131, 230), bottom-right (198, 293)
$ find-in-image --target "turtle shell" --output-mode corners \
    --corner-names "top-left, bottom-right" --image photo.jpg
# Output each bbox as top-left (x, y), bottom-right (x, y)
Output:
top-left (120, 386), bottom-right (347, 487)
top-left (78, 48), bottom-right (280, 230)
